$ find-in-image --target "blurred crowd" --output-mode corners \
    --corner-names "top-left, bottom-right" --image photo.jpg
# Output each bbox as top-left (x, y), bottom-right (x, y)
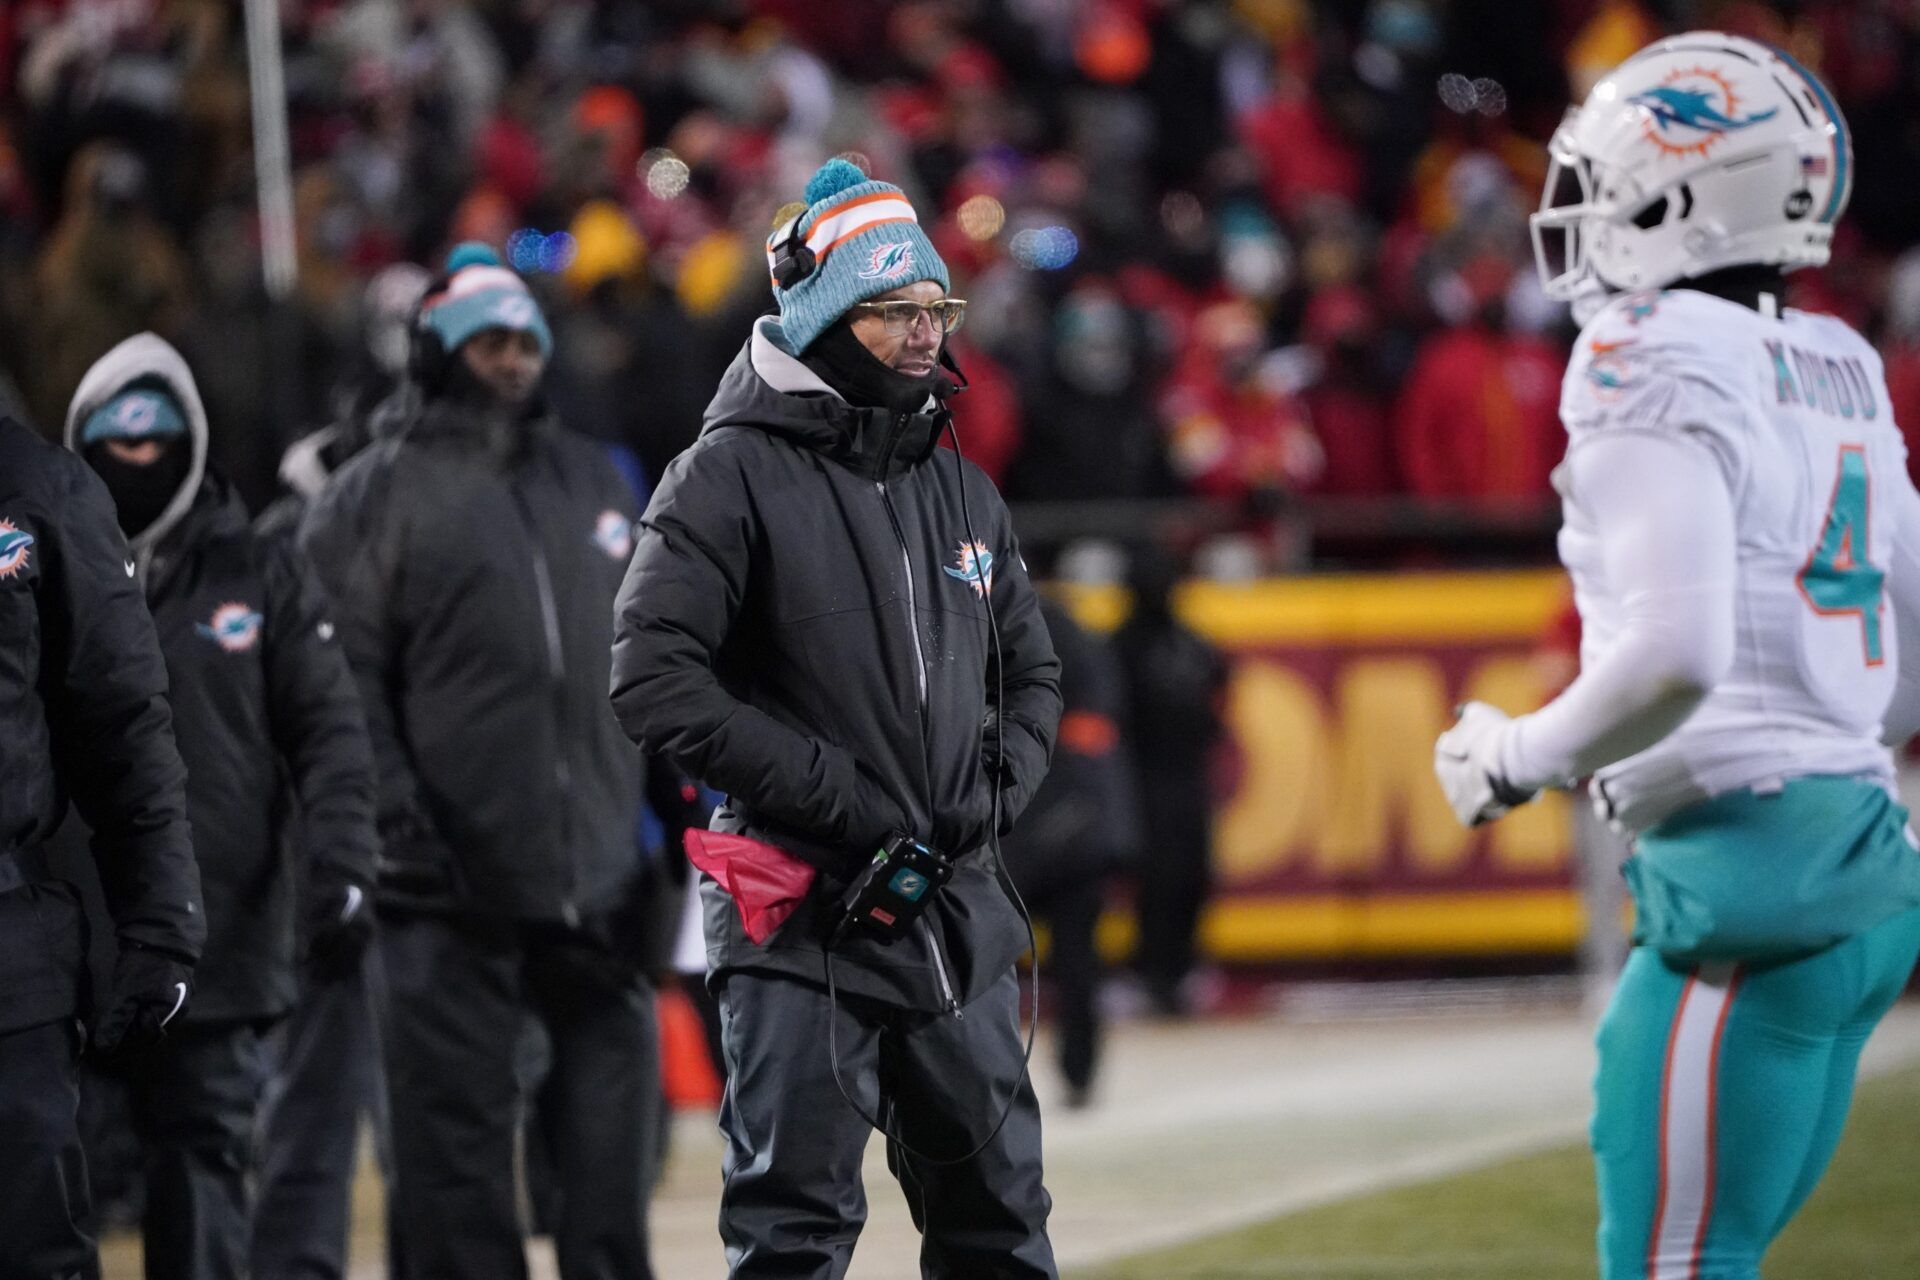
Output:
top-left (10, 0), bottom-right (1920, 566)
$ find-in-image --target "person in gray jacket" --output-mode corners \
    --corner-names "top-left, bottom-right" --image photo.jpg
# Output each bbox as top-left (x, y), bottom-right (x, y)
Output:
top-left (301, 244), bottom-right (657, 1280)
top-left (612, 160), bottom-right (1062, 1279)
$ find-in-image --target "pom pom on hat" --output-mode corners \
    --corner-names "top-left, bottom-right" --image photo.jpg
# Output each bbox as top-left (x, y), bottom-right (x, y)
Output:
top-left (445, 241), bottom-right (503, 273)
top-left (803, 158), bottom-right (871, 206)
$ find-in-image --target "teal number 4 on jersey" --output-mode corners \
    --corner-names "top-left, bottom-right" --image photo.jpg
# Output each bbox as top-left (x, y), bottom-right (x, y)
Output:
top-left (1798, 444), bottom-right (1886, 665)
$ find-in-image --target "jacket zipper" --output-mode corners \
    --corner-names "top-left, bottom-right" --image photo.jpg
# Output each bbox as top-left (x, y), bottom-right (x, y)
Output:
top-left (877, 478), bottom-right (929, 717)
top-left (919, 917), bottom-right (962, 1018)
top-left (515, 490), bottom-right (580, 924)
top-left (876, 413), bottom-right (954, 1015)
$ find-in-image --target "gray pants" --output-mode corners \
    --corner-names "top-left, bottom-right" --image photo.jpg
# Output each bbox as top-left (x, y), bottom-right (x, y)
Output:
top-left (715, 968), bottom-right (1056, 1280)
top-left (251, 953), bottom-right (392, 1280)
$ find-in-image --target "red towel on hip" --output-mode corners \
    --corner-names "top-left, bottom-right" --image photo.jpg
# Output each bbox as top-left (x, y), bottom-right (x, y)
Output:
top-left (682, 829), bottom-right (819, 944)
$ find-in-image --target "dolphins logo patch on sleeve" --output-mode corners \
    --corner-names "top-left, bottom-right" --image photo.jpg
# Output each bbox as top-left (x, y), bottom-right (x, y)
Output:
top-left (0, 519), bottom-right (34, 580)
top-left (1630, 66), bottom-right (1778, 160)
top-left (943, 541), bottom-right (995, 597)
top-left (593, 510), bottom-right (634, 560)
top-left (196, 601), bottom-right (265, 653)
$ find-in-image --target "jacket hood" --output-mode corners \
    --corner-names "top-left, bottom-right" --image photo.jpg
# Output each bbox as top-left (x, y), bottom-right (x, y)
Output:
top-left (701, 317), bottom-right (944, 479)
top-left (64, 332), bottom-right (210, 557)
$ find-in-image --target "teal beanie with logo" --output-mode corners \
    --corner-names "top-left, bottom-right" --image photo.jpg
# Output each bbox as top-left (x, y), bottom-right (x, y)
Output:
top-left (766, 160), bottom-right (950, 354)
top-left (421, 242), bottom-right (553, 358)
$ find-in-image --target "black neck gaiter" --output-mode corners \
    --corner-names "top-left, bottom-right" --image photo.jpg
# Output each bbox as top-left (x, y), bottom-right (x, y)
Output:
top-left (801, 321), bottom-right (942, 416)
top-left (87, 442), bottom-right (192, 540)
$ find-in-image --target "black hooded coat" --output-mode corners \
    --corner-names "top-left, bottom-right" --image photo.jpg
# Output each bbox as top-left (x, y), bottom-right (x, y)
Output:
top-left (611, 318), bottom-right (1062, 1012)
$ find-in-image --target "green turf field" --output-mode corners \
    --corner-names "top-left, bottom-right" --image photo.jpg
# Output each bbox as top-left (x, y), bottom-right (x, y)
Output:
top-left (1072, 1064), bottom-right (1920, 1279)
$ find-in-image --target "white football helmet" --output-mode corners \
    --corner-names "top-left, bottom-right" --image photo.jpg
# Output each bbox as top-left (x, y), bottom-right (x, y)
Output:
top-left (1531, 31), bottom-right (1852, 305)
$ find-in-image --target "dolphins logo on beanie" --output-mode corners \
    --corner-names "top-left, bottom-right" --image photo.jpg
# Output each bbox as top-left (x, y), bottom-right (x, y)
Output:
top-left (420, 242), bottom-right (553, 358)
top-left (767, 159), bottom-right (950, 354)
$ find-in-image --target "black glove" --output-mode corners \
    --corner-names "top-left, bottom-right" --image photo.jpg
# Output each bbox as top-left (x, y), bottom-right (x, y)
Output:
top-left (92, 944), bottom-right (193, 1055)
top-left (307, 874), bottom-right (374, 979)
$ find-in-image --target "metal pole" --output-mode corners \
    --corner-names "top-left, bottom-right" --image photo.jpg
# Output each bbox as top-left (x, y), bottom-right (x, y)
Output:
top-left (243, 0), bottom-right (297, 301)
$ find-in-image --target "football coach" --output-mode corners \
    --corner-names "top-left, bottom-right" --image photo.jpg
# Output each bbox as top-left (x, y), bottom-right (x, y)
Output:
top-left (610, 159), bottom-right (1063, 1279)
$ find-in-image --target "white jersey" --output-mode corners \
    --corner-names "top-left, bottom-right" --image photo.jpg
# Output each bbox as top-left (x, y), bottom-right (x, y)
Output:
top-left (1558, 288), bottom-right (1904, 829)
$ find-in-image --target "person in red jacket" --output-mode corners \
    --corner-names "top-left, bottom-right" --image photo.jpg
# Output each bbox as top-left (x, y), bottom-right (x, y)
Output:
top-left (1395, 255), bottom-right (1565, 506)
top-left (1159, 299), bottom-right (1321, 503)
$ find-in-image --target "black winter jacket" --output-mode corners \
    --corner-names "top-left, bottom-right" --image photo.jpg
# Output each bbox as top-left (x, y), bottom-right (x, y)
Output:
top-left (59, 334), bottom-right (377, 1022)
top-left (301, 399), bottom-right (644, 922)
top-left (0, 416), bottom-right (202, 1033)
top-left (611, 319), bottom-right (1062, 1011)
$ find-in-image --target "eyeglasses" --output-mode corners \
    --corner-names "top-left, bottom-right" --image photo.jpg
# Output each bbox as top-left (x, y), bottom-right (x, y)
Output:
top-left (848, 298), bottom-right (969, 336)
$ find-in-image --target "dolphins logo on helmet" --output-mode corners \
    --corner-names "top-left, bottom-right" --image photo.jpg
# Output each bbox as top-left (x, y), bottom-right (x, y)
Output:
top-left (943, 541), bottom-right (994, 597)
top-left (0, 519), bottom-right (34, 580)
top-left (196, 601), bottom-right (265, 653)
top-left (856, 242), bottom-right (915, 282)
top-left (1630, 66), bottom-right (1778, 159)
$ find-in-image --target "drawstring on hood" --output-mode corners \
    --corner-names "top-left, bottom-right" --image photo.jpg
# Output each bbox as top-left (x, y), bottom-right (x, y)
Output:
top-left (64, 333), bottom-right (211, 564)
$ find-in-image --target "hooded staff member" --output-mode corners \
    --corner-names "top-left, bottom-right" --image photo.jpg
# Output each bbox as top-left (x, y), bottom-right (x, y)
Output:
top-left (612, 159), bottom-right (1063, 1278)
top-left (61, 333), bottom-right (377, 1280)
top-left (300, 244), bottom-right (658, 1280)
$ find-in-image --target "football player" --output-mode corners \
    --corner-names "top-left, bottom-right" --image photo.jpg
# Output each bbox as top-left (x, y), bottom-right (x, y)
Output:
top-left (1436, 32), bottom-right (1920, 1280)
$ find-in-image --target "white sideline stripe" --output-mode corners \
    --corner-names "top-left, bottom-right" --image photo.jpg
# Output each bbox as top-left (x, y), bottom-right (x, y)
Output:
top-left (1058, 1118), bottom-right (1587, 1268)
top-left (1650, 964), bottom-right (1739, 1280)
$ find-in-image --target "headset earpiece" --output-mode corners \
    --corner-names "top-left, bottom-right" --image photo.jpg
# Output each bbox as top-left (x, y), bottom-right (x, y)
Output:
top-left (770, 216), bottom-right (816, 290)
top-left (408, 274), bottom-right (453, 390)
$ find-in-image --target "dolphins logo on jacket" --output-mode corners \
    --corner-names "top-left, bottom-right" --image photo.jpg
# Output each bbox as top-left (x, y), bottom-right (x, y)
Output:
top-left (0, 520), bottom-right (34, 580)
top-left (196, 601), bottom-right (265, 653)
top-left (943, 541), bottom-right (994, 597)
top-left (1631, 67), bottom-right (1778, 160)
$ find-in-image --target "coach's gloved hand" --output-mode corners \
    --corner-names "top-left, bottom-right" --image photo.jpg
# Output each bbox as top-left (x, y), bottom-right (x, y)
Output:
top-left (1434, 701), bottom-right (1537, 827)
top-left (92, 943), bottom-right (193, 1055)
top-left (307, 873), bottom-right (374, 980)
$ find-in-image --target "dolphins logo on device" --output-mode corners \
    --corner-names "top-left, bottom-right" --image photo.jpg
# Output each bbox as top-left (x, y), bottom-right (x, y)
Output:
top-left (1630, 66), bottom-right (1778, 160)
top-left (943, 541), bottom-right (994, 597)
top-left (0, 520), bottom-right (34, 580)
top-left (196, 602), bottom-right (265, 653)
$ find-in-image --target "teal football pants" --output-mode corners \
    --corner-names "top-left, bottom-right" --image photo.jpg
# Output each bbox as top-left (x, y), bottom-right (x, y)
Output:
top-left (1592, 905), bottom-right (1920, 1279)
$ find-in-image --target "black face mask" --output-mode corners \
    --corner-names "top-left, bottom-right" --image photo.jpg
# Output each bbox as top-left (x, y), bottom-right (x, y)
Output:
top-left (87, 440), bottom-right (192, 539)
top-left (801, 321), bottom-right (944, 416)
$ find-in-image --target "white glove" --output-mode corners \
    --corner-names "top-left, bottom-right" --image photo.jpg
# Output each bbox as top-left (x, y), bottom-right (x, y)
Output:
top-left (1434, 701), bottom-right (1538, 827)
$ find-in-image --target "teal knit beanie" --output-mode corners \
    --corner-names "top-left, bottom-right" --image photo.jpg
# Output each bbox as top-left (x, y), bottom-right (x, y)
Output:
top-left (421, 242), bottom-right (553, 359)
top-left (767, 159), bottom-right (950, 354)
